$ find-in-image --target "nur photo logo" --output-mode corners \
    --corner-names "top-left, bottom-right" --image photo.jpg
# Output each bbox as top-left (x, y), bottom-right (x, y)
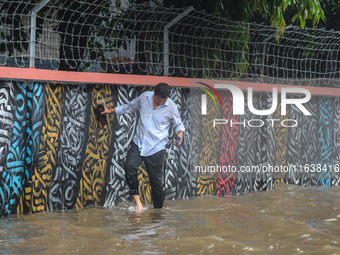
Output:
top-left (198, 82), bottom-right (312, 128)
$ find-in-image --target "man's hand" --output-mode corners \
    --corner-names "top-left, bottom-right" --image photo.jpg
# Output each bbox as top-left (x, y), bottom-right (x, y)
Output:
top-left (174, 130), bottom-right (184, 146)
top-left (102, 107), bottom-right (115, 114)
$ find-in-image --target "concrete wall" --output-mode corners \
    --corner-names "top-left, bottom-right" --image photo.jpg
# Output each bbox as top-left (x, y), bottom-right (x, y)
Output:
top-left (0, 81), bottom-right (339, 217)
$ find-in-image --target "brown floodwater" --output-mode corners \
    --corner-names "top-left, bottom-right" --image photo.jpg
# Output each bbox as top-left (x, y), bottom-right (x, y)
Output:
top-left (1, 184), bottom-right (340, 254)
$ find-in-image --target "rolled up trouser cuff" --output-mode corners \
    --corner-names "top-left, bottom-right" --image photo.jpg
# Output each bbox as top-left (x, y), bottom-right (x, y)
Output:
top-left (129, 189), bottom-right (139, 195)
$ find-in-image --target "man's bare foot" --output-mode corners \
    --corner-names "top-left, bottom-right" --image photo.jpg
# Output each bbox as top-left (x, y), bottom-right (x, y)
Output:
top-left (132, 195), bottom-right (144, 212)
top-left (135, 202), bottom-right (143, 212)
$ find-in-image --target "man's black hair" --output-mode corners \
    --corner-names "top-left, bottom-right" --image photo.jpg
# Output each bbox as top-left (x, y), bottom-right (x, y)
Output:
top-left (154, 83), bottom-right (171, 99)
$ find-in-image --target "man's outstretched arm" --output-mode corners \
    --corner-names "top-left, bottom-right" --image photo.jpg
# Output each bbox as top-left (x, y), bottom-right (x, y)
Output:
top-left (102, 93), bottom-right (142, 115)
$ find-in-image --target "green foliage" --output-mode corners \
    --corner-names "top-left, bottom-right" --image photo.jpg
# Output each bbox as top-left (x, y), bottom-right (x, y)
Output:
top-left (212, 0), bottom-right (325, 33)
top-left (180, 0), bottom-right (326, 78)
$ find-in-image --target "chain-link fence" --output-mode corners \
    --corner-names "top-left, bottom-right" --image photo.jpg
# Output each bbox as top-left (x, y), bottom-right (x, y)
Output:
top-left (1, 1), bottom-right (340, 86)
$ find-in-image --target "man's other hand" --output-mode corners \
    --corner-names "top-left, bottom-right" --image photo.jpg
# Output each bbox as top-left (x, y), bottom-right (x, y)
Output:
top-left (174, 130), bottom-right (184, 146)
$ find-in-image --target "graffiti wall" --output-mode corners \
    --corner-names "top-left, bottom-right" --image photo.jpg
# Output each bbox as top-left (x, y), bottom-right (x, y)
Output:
top-left (0, 81), bottom-right (339, 217)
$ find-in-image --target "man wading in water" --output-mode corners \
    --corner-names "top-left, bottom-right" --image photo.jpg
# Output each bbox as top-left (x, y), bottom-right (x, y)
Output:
top-left (103, 83), bottom-right (185, 212)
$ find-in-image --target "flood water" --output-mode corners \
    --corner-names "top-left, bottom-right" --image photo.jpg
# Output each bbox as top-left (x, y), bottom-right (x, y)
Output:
top-left (1, 184), bottom-right (340, 254)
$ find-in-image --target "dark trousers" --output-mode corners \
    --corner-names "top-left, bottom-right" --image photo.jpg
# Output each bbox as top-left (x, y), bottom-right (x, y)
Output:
top-left (124, 142), bottom-right (165, 208)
